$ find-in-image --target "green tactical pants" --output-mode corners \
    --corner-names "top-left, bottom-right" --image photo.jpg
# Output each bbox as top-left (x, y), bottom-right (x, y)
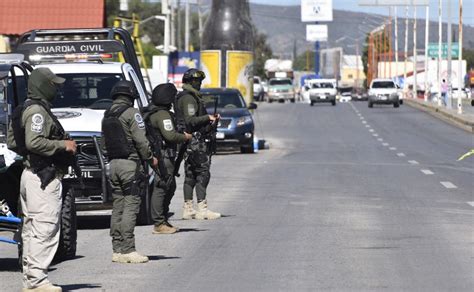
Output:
top-left (109, 159), bottom-right (141, 254)
top-left (151, 155), bottom-right (176, 226)
top-left (183, 148), bottom-right (211, 202)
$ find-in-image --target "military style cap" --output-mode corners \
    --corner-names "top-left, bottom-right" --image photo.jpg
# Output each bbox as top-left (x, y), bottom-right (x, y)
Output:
top-left (32, 67), bottom-right (65, 84)
top-left (182, 68), bottom-right (205, 83)
top-left (152, 83), bottom-right (177, 106)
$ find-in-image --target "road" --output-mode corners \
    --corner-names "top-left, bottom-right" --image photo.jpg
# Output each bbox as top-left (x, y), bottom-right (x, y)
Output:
top-left (1, 101), bottom-right (473, 291)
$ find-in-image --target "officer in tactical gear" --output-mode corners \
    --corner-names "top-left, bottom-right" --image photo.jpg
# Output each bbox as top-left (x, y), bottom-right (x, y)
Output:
top-left (175, 69), bottom-right (221, 220)
top-left (7, 68), bottom-right (76, 292)
top-left (145, 83), bottom-right (192, 234)
top-left (101, 80), bottom-right (158, 264)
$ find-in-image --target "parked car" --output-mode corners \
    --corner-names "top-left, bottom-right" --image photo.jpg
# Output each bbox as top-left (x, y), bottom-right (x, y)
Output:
top-left (253, 76), bottom-right (265, 101)
top-left (266, 78), bottom-right (295, 103)
top-left (368, 79), bottom-right (400, 108)
top-left (201, 88), bottom-right (257, 153)
top-left (308, 79), bottom-right (337, 106)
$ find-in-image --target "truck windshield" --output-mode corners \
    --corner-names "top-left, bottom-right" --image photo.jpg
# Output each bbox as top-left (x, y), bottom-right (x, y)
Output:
top-left (312, 82), bottom-right (334, 89)
top-left (52, 73), bottom-right (122, 109)
top-left (372, 81), bottom-right (395, 89)
top-left (202, 91), bottom-right (246, 109)
top-left (269, 79), bottom-right (292, 86)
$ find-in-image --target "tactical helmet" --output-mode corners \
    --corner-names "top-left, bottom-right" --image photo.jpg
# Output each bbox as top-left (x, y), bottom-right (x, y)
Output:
top-left (182, 69), bottom-right (205, 84)
top-left (152, 83), bottom-right (177, 106)
top-left (110, 80), bottom-right (138, 100)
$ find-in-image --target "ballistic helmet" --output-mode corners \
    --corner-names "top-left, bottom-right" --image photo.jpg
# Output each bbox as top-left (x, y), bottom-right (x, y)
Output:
top-left (152, 83), bottom-right (177, 106)
top-left (110, 80), bottom-right (138, 100)
top-left (182, 69), bottom-right (205, 84)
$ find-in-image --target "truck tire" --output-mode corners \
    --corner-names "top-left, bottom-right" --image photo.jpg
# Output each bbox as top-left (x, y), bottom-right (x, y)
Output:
top-left (54, 187), bottom-right (77, 262)
top-left (368, 102), bottom-right (373, 108)
top-left (332, 100), bottom-right (336, 106)
top-left (394, 102), bottom-right (400, 108)
top-left (16, 197), bottom-right (23, 271)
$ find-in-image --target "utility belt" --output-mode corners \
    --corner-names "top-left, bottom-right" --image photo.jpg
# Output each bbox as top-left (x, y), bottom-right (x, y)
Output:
top-left (28, 153), bottom-right (70, 190)
top-left (114, 159), bottom-right (147, 197)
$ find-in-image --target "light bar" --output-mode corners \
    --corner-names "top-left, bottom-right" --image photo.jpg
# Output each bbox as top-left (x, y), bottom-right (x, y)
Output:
top-left (29, 53), bottom-right (113, 62)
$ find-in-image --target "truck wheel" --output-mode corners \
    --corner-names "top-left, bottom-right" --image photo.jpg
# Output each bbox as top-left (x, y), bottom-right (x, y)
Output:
top-left (268, 98), bottom-right (273, 103)
top-left (332, 100), bottom-right (336, 106)
top-left (137, 183), bottom-right (153, 225)
top-left (310, 101), bottom-right (314, 106)
top-left (54, 187), bottom-right (77, 262)
top-left (368, 102), bottom-right (373, 108)
top-left (394, 102), bottom-right (400, 108)
top-left (290, 98), bottom-right (295, 103)
top-left (16, 197), bottom-right (23, 271)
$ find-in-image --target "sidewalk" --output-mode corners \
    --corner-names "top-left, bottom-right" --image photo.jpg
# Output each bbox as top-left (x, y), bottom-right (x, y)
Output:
top-left (404, 98), bottom-right (474, 133)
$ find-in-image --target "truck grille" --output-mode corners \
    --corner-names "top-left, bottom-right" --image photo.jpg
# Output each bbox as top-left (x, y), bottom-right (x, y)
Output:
top-left (73, 136), bottom-right (107, 169)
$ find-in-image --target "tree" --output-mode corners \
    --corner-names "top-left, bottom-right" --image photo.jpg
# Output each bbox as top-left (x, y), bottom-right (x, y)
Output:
top-left (294, 50), bottom-right (314, 72)
top-left (253, 28), bottom-right (274, 78)
top-left (362, 30), bottom-right (390, 87)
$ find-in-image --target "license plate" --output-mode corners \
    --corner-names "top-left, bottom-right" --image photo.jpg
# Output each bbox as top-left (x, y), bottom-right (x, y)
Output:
top-left (380, 96), bottom-right (387, 100)
top-left (216, 132), bottom-right (225, 139)
top-left (319, 95), bottom-right (326, 99)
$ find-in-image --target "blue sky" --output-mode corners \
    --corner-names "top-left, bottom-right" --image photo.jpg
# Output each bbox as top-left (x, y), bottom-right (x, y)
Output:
top-left (249, 0), bottom-right (473, 26)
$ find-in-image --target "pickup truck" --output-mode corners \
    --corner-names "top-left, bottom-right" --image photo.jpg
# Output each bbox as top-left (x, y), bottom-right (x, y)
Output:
top-left (368, 78), bottom-right (400, 108)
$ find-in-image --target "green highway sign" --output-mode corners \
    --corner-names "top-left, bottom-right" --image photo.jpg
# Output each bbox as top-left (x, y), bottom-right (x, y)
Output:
top-left (428, 43), bottom-right (459, 58)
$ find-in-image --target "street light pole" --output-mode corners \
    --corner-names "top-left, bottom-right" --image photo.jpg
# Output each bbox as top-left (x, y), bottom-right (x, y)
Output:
top-left (413, 6), bottom-right (418, 99)
top-left (457, 0), bottom-right (463, 114)
top-left (447, 0), bottom-right (452, 109)
top-left (404, 6), bottom-right (409, 93)
top-left (438, 0), bottom-right (443, 106)
top-left (424, 6), bottom-right (429, 101)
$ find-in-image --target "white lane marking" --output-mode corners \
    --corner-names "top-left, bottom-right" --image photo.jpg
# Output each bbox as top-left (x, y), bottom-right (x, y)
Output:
top-left (362, 121), bottom-right (367, 124)
top-left (382, 143), bottom-right (389, 146)
top-left (360, 117), bottom-right (364, 120)
top-left (369, 129), bottom-right (374, 132)
top-left (440, 181), bottom-right (457, 189)
top-left (365, 125), bottom-right (370, 128)
top-left (389, 147), bottom-right (397, 150)
top-left (467, 202), bottom-right (474, 207)
top-left (397, 153), bottom-right (406, 157)
top-left (290, 201), bottom-right (309, 206)
top-left (377, 138), bottom-right (383, 141)
top-left (420, 169), bottom-right (434, 175)
top-left (373, 134), bottom-right (379, 137)
top-left (408, 160), bottom-right (419, 165)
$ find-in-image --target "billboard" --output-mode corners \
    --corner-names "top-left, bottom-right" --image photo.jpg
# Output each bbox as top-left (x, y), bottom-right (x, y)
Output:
top-left (200, 50), bottom-right (221, 88)
top-left (301, 0), bottom-right (333, 22)
top-left (226, 51), bottom-right (254, 104)
top-left (168, 51), bottom-right (200, 87)
top-left (306, 25), bottom-right (328, 42)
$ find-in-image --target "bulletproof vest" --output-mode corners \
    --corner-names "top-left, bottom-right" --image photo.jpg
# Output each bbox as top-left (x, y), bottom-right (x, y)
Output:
top-left (11, 99), bottom-right (69, 170)
top-left (102, 105), bottom-right (133, 160)
top-left (143, 108), bottom-right (176, 153)
top-left (176, 89), bottom-right (208, 133)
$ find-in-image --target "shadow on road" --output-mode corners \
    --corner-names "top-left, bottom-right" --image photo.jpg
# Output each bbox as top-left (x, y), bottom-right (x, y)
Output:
top-left (147, 255), bottom-right (181, 261)
top-left (177, 228), bottom-right (208, 233)
top-left (61, 283), bottom-right (102, 291)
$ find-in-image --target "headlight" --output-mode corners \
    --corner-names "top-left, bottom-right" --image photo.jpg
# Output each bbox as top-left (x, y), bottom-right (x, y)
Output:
top-left (237, 115), bottom-right (252, 126)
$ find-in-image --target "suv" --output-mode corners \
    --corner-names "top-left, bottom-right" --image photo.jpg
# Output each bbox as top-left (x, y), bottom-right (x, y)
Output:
top-left (308, 79), bottom-right (337, 106)
top-left (253, 76), bottom-right (264, 101)
top-left (266, 78), bottom-right (295, 103)
top-left (201, 88), bottom-right (257, 153)
top-left (368, 79), bottom-right (400, 108)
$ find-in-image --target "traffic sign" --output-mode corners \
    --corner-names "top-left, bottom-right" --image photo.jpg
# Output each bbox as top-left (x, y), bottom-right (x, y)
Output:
top-left (301, 0), bottom-right (333, 22)
top-left (306, 25), bottom-right (328, 42)
top-left (428, 43), bottom-right (459, 59)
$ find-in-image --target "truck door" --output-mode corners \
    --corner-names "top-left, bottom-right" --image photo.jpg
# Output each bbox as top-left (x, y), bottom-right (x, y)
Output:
top-left (121, 63), bottom-right (149, 109)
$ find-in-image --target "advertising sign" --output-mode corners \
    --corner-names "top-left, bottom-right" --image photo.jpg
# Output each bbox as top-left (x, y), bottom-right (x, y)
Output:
top-left (200, 50), bottom-right (221, 88)
top-left (301, 0), bottom-right (333, 22)
top-left (168, 51), bottom-right (200, 86)
top-left (226, 51), bottom-right (254, 104)
top-left (306, 24), bottom-right (328, 42)
top-left (428, 43), bottom-right (459, 59)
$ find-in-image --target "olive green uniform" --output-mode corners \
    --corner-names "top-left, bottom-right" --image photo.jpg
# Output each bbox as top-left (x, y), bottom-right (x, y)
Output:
top-left (148, 106), bottom-right (187, 225)
top-left (104, 96), bottom-right (153, 254)
top-left (7, 73), bottom-right (67, 289)
top-left (176, 84), bottom-right (211, 202)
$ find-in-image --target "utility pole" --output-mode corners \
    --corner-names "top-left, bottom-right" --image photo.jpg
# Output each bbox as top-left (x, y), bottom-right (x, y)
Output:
top-left (424, 6), bottom-right (429, 101)
top-left (457, 0), bottom-right (463, 114)
top-left (394, 7), bottom-right (399, 79)
top-left (438, 0), bottom-right (443, 106)
top-left (413, 6), bottom-right (418, 99)
top-left (447, 0), bottom-right (452, 109)
top-left (177, 0), bottom-right (182, 51)
top-left (198, 0), bottom-right (203, 38)
top-left (404, 6), bottom-right (409, 93)
top-left (170, 0), bottom-right (175, 48)
top-left (185, 0), bottom-right (190, 51)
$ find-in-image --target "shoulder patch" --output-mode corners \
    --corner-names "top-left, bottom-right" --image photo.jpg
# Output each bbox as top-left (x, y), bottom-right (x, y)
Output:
top-left (187, 104), bottom-right (196, 116)
top-left (134, 113), bottom-right (145, 129)
top-left (31, 113), bottom-right (44, 133)
top-left (163, 119), bottom-right (173, 131)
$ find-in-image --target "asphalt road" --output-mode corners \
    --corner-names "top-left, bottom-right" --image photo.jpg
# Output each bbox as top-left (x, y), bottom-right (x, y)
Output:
top-left (1, 100), bottom-right (473, 291)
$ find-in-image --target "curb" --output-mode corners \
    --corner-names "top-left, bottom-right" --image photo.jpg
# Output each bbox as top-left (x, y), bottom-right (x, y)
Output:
top-left (404, 99), bottom-right (474, 133)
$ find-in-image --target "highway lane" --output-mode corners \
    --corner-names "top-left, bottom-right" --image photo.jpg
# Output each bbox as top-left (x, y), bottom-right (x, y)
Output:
top-left (1, 101), bottom-right (472, 291)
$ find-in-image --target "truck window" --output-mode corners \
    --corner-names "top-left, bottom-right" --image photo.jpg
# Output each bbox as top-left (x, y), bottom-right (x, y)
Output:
top-left (312, 82), bottom-right (334, 89)
top-left (372, 81), bottom-right (395, 89)
top-left (52, 73), bottom-right (122, 108)
top-left (269, 79), bottom-right (292, 86)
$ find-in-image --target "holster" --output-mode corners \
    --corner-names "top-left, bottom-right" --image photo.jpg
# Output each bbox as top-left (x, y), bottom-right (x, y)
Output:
top-left (34, 166), bottom-right (57, 190)
top-left (130, 162), bottom-right (147, 197)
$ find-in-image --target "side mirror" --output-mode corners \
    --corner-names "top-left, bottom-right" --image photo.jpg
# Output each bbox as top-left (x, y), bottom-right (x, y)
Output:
top-left (248, 102), bottom-right (258, 110)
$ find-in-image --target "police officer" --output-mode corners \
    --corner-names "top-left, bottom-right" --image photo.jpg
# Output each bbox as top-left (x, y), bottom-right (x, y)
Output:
top-left (175, 69), bottom-right (221, 220)
top-left (145, 83), bottom-right (192, 234)
top-left (101, 80), bottom-right (158, 264)
top-left (7, 68), bottom-right (76, 292)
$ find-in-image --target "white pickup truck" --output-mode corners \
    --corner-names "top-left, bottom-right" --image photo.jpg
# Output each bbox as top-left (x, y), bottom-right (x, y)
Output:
top-left (368, 78), bottom-right (400, 108)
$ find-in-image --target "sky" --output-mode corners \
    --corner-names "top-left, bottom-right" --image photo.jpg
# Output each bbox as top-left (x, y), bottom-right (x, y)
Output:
top-left (249, 0), bottom-right (474, 26)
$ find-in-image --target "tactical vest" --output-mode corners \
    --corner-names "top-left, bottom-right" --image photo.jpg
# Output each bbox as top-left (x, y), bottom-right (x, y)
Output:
top-left (175, 89), bottom-right (208, 133)
top-left (102, 105), bottom-right (133, 160)
top-left (11, 99), bottom-right (69, 171)
top-left (144, 108), bottom-right (177, 153)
